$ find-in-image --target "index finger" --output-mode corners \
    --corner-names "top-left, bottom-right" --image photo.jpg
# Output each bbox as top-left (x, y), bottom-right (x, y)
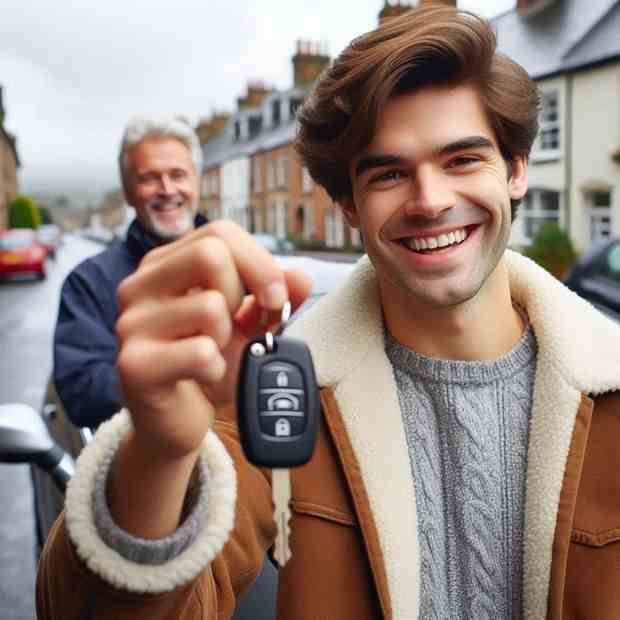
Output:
top-left (202, 220), bottom-right (289, 310)
top-left (121, 220), bottom-right (289, 313)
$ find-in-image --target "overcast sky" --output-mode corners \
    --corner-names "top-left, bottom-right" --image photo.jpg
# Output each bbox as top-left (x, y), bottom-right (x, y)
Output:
top-left (0, 0), bottom-right (514, 204)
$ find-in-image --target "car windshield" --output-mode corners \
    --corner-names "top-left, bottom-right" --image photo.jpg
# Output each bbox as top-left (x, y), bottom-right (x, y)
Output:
top-left (0, 232), bottom-right (36, 250)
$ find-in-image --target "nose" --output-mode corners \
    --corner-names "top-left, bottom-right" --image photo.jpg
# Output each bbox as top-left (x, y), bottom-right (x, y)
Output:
top-left (404, 165), bottom-right (453, 219)
top-left (158, 174), bottom-right (175, 196)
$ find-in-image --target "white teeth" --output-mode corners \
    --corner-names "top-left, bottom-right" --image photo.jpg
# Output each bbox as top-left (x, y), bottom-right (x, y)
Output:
top-left (408, 227), bottom-right (469, 252)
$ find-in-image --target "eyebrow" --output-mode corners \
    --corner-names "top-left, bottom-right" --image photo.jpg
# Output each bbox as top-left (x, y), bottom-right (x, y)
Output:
top-left (354, 135), bottom-right (495, 178)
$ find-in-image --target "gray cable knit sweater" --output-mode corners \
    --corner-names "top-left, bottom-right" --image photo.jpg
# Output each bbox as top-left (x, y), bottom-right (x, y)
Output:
top-left (385, 322), bottom-right (537, 619)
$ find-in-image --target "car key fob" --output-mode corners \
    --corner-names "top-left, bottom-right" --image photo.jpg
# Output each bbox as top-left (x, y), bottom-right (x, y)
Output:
top-left (237, 303), bottom-right (320, 468)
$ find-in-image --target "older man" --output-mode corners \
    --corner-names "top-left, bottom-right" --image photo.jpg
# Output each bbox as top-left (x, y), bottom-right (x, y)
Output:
top-left (53, 117), bottom-right (206, 428)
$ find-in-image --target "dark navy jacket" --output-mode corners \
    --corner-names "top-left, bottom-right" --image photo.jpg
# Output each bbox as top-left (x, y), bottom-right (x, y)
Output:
top-left (54, 215), bottom-right (207, 428)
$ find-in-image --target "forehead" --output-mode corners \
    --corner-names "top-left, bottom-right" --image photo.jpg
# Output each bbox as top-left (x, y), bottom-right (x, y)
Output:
top-left (365, 83), bottom-right (499, 155)
top-left (128, 136), bottom-right (193, 170)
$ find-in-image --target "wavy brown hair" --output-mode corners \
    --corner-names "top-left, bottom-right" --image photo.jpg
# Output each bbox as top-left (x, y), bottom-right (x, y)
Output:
top-left (295, 4), bottom-right (540, 218)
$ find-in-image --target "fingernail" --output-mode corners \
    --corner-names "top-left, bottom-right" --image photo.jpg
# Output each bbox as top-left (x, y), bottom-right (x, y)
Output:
top-left (260, 282), bottom-right (288, 310)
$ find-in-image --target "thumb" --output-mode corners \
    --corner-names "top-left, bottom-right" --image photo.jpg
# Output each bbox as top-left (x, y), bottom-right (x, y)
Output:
top-left (234, 268), bottom-right (313, 339)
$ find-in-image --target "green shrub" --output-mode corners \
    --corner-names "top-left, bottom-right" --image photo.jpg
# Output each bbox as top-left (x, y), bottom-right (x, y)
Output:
top-left (8, 195), bottom-right (42, 229)
top-left (524, 222), bottom-right (577, 279)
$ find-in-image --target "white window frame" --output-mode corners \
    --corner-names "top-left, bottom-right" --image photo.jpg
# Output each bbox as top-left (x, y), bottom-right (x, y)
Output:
top-left (267, 160), bottom-right (275, 191)
top-left (302, 203), bottom-right (315, 240)
top-left (325, 208), bottom-right (345, 248)
top-left (533, 89), bottom-right (561, 162)
top-left (253, 159), bottom-right (262, 193)
top-left (521, 188), bottom-right (562, 243)
top-left (277, 156), bottom-right (289, 189)
top-left (275, 200), bottom-right (288, 239)
top-left (302, 167), bottom-right (313, 193)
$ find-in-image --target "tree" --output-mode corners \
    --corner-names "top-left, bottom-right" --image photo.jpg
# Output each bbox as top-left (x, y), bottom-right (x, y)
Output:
top-left (8, 195), bottom-right (42, 229)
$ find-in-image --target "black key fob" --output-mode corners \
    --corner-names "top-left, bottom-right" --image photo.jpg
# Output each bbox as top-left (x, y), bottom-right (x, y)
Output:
top-left (237, 331), bottom-right (320, 468)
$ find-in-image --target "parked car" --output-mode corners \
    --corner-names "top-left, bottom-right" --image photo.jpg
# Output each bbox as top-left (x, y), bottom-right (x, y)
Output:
top-left (29, 253), bottom-right (357, 619)
top-left (563, 237), bottom-right (620, 322)
top-left (36, 224), bottom-right (62, 259)
top-left (252, 233), bottom-right (295, 254)
top-left (0, 228), bottom-right (48, 281)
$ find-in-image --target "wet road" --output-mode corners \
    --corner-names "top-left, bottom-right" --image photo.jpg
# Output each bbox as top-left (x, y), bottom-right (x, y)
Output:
top-left (0, 235), bottom-right (102, 619)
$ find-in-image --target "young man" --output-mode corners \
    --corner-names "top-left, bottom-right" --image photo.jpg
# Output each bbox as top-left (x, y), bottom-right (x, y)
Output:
top-left (53, 117), bottom-right (207, 428)
top-left (37, 6), bottom-right (620, 619)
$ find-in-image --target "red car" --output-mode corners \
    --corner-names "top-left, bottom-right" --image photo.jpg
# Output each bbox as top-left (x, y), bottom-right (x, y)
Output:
top-left (0, 228), bottom-right (48, 280)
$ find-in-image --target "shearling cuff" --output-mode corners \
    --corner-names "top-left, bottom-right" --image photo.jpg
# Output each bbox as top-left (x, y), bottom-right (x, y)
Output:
top-left (93, 447), bottom-right (209, 565)
top-left (64, 409), bottom-right (237, 594)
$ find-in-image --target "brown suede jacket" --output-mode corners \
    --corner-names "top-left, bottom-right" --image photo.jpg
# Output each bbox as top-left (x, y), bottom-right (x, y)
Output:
top-left (36, 252), bottom-right (620, 619)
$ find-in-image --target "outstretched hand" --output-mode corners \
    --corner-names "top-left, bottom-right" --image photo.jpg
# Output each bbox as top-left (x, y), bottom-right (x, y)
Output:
top-left (115, 220), bottom-right (312, 461)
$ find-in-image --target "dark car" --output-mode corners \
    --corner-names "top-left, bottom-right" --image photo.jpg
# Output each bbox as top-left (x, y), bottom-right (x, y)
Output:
top-left (563, 237), bottom-right (620, 322)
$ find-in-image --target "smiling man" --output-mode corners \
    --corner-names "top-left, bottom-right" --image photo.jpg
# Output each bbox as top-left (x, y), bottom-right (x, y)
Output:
top-left (53, 117), bottom-right (207, 428)
top-left (38, 6), bottom-right (620, 620)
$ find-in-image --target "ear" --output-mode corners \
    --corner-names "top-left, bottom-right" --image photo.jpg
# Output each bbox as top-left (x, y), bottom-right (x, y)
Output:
top-left (508, 156), bottom-right (528, 201)
top-left (339, 197), bottom-right (360, 228)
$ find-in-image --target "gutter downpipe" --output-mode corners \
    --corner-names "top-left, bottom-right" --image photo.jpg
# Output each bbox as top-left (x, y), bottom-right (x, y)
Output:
top-left (565, 73), bottom-right (573, 238)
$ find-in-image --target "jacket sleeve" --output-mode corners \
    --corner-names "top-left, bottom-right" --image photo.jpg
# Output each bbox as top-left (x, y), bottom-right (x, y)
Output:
top-left (35, 409), bottom-right (277, 620)
top-left (53, 263), bottom-right (123, 428)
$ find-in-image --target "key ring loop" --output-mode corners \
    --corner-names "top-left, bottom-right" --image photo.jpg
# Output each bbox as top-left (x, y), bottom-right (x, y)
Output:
top-left (265, 301), bottom-right (292, 353)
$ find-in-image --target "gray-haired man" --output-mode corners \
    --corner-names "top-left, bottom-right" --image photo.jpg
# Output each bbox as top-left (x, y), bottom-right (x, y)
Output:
top-left (53, 117), bottom-right (207, 428)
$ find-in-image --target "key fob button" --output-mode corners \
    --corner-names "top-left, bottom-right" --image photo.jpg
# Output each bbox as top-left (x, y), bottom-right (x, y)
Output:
top-left (260, 362), bottom-right (304, 389)
top-left (259, 390), bottom-right (304, 414)
top-left (260, 415), bottom-right (306, 437)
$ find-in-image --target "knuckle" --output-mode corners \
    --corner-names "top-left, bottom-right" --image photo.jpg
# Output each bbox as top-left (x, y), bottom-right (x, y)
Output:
top-left (193, 337), bottom-right (218, 368)
top-left (206, 219), bottom-right (241, 239)
top-left (194, 237), bottom-right (230, 272)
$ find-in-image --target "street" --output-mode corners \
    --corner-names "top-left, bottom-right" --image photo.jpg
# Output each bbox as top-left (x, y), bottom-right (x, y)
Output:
top-left (0, 235), bottom-right (102, 619)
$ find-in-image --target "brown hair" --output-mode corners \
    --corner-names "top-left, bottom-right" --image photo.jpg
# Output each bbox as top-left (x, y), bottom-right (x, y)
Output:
top-left (295, 4), bottom-right (540, 218)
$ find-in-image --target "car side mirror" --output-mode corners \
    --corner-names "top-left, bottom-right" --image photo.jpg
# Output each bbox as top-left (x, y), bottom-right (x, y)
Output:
top-left (0, 403), bottom-right (74, 490)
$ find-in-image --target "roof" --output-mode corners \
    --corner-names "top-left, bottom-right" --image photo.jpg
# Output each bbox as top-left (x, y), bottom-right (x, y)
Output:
top-left (202, 85), bottom-right (305, 170)
top-left (492, 0), bottom-right (620, 79)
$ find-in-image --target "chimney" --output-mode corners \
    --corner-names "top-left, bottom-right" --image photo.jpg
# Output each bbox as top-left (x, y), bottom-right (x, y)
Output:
top-left (378, 0), bottom-right (456, 23)
top-left (237, 81), bottom-right (273, 111)
top-left (292, 40), bottom-right (330, 89)
top-left (517, 0), bottom-right (557, 18)
top-left (195, 112), bottom-right (231, 145)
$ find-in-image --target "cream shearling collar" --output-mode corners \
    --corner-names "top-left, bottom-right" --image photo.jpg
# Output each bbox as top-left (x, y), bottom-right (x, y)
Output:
top-left (288, 249), bottom-right (620, 620)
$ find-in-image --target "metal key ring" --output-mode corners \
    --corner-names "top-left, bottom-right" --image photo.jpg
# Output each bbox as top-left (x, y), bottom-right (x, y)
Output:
top-left (265, 301), bottom-right (292, 353)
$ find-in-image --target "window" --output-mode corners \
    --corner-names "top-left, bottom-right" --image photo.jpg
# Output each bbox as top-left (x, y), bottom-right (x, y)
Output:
top-left (302, 167), bottom-right (313, 193)
top-left (289, 97), bottom-right (303, 119)
top-left (522, 189), bottom-right (561, 241)
top-left (302, 203), bottom-right (315, 240)
top-left (267, 160), bottom-right (275, 190)
top-left (277, 156), bottom-right (289, 188)
top-left (276, 201), bottom-right (288, 239)
top-left (325, 209), bottom-right (345, 248)
top-left (588, 190), bottom-right (612, 242)
top-left (535, 90), bottom-right (560, 158)
top-left (271, 100), bottom-right (281, 128)
top-left (253, 159), bottom-right (262, 193)
top-left (248, 116), bottom-right (262, 139)
top-left (234, 120), bottom-right (241, 142)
